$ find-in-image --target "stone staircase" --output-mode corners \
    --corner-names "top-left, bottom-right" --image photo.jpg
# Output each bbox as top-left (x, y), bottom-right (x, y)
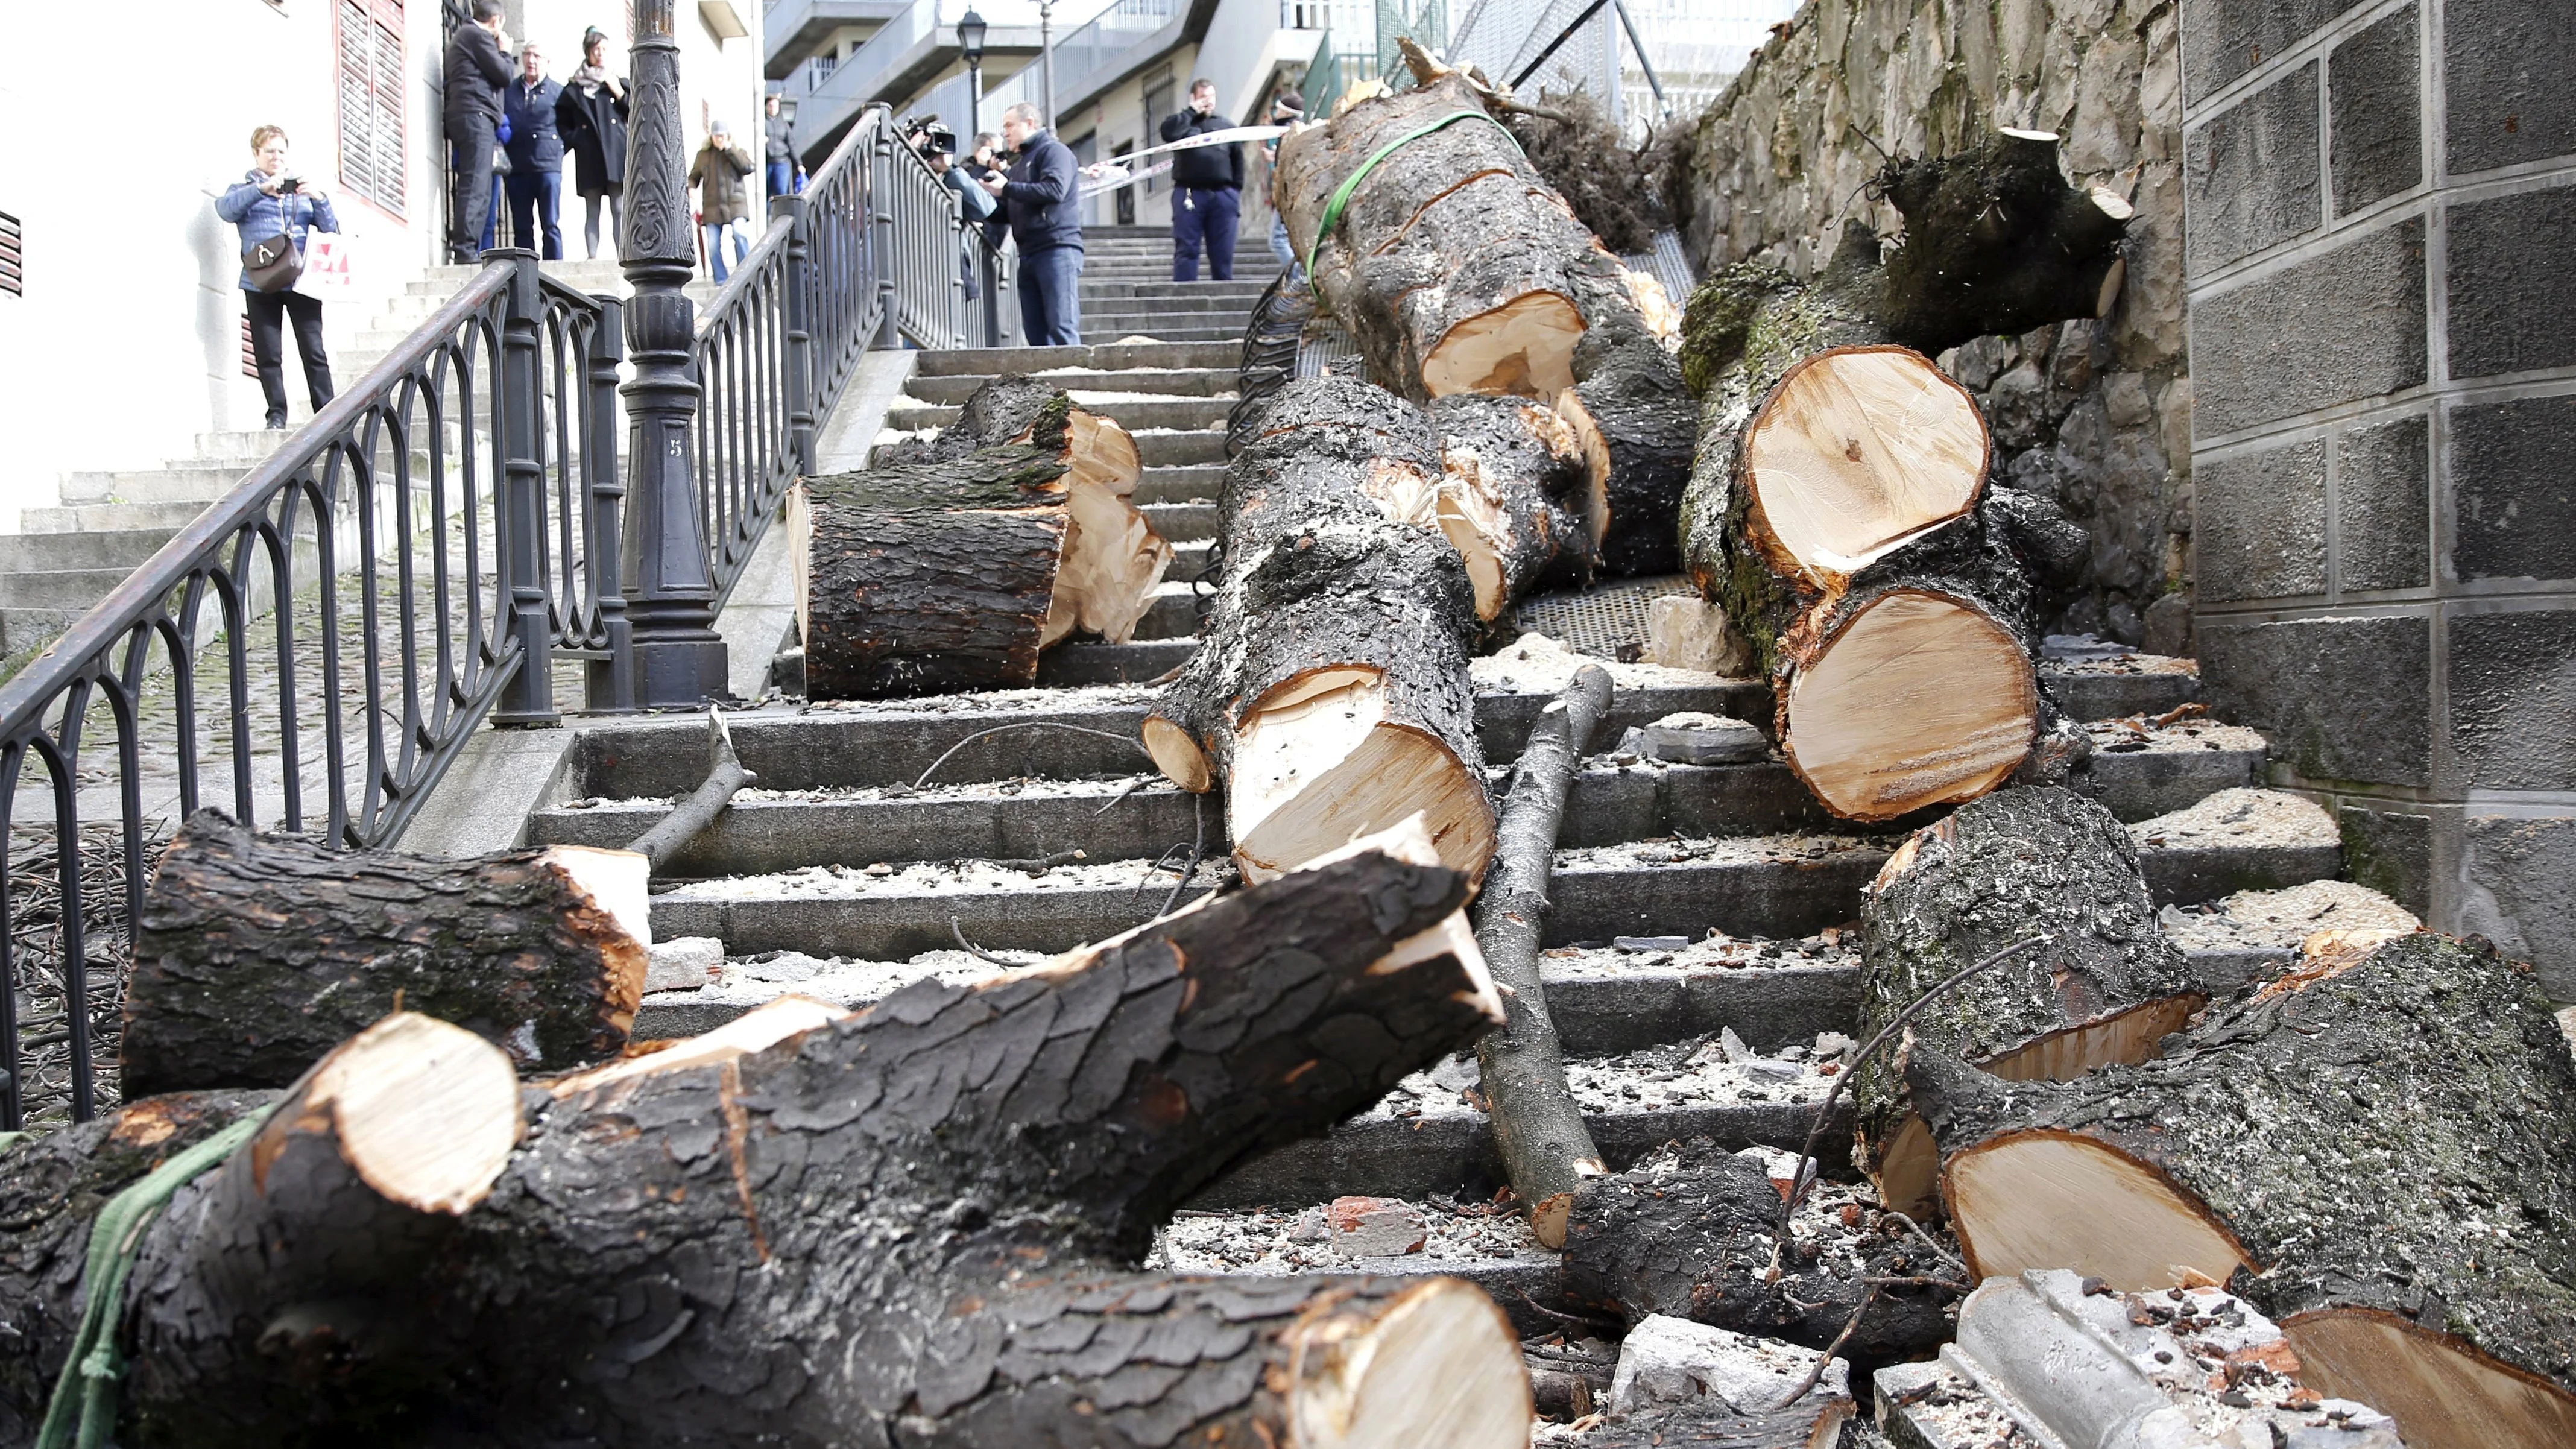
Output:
top-left (519, 242), bottom-right (2367, 1343)
top-left (3, 259), bottom-right (717, 656)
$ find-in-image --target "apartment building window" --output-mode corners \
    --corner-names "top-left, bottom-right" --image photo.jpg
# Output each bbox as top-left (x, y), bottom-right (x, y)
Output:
top-left (337, 0), bottom-right (408, 215)
top-left (810, 54), bottom-right (837, 90)
top-left (0, 211), bottom-right (19, 298)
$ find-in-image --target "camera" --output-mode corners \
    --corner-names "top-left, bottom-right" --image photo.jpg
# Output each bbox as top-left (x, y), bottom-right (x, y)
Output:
top-left (899, 114), bottom-right (958, 156)
top-left (274, 174), bottom-right (304, 194)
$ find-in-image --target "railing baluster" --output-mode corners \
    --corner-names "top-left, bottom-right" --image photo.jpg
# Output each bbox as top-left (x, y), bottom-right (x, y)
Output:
top-left (494, 249), bottom-right (559, 725)
top-left (586, 297), bottom-right (636, 713)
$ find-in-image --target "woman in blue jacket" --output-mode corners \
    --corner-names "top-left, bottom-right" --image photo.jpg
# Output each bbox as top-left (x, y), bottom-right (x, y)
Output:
top-left (216, 125), bottom-right (341, 429)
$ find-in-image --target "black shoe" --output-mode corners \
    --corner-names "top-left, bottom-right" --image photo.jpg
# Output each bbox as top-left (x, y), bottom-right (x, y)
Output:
top-left (265, 416), bottom-right (288, 430)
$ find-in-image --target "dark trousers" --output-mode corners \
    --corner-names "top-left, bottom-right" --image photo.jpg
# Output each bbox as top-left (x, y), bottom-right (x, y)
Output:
top-left (1171, 185), bottom-right (1239, 281)
top-left (446, 113), bottom-right (497, 264)
top-left (1017, 244), bottom-right (1083, 346)
top-left (245, 288), bottom-right (333, 428)
top-left (507, 169), bottom-right (564, 260)
top-left (767, 160), bottom-right (795, 198)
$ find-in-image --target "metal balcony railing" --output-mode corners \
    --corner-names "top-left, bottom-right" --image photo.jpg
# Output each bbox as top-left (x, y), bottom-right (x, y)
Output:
top-left (0, 96), bottom-right (1011, 1131)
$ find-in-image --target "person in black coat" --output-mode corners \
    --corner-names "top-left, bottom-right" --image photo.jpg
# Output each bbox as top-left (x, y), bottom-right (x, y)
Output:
top-left (443, 0), bottom-right (514, 263)
top-left (1158, 78), bottom-right (1242, 282)
top-left (555, 27), bottom-right (628, 259)
top-left (502, 44), bottom-right (566, 260)
top-left (979, 102), bottom-right (1084, 346)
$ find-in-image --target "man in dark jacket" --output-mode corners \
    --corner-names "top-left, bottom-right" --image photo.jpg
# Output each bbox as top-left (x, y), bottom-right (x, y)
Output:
top-left (502, 45), bottom-right (566, 260)
top-left (442, 0), bottom-right (514, 263)
top-left (763, 92), bottom-right (797, 198)
top-left (1158, 79), bottom-right (1242, 282)
top-left (980, 102), bottom-right (1084, 346)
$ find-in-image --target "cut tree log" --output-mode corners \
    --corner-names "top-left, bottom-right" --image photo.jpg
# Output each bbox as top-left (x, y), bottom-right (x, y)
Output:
top-left (798, 380), bottom-right (1167, 698)
top-left (1852, 786), bottom-right (2204, 1219)
top-left (1146, 379), bottom-right (1497, 883)
top-left (119, 809), bottom-right (648, 1096)
top-left (1474, 663), bottom-right (1611, 1248)
top-left (1429, 393), bottom-right (1598, 620)
top-left (1276, 69), bottom-right (1696, 576)
top-left (2, 820), bottom-right (1536, 1448)
top-left (1913, 930), bottom-right (2576, 1449)
top-left (1675, 129), bottom-right (2121, 821)
top-left (1564, 1140), bottom-right (1959, 1358)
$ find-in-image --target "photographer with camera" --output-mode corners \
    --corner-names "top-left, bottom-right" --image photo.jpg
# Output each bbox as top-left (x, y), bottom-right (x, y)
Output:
top-left (217, 125), bottom-right (340, 430)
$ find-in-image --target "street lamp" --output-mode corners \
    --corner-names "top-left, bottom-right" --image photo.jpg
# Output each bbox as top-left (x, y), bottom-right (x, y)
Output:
top-left (956, 8), bottom-right (987, 136)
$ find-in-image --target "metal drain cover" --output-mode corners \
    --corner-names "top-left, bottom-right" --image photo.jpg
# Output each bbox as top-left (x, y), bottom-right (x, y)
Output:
top-left (1509, 575), bottom-right (1697, 660)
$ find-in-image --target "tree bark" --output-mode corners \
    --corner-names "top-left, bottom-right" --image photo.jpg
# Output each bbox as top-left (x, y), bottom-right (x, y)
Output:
top-left (1564, 1141), bottom-right (1959, 1359)
top-left (1429, 393), bottom-right (1597, 620)
top-left (120, 810), bottom-right (648, 1096)
top-left (1670, 130), bottom-right (2121, 822)
top-left (4, 825), bottom-right (1538, 1449)
top-left (1145, 379), bottom-right (1497, 885)
top-left (802, 382), bottom-right (1167, 699)
top-left (1276, 71), bottom-right (1694, 578)
top-left (1913, 930), bottom-right (2576, 1449)
top-left (1851, 786), bottom-right (2205, 1219)
top-left (1474, 663), bottom-right (1611, 1249)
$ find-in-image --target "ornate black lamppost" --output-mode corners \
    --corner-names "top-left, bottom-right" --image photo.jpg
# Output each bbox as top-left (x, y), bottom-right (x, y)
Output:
top-left (958, 10), bottom-right (987, 137)
top-left (619, 0), bottom-right (728, 707)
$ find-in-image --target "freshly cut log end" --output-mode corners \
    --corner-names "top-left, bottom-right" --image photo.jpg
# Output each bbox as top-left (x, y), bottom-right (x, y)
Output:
top-left (1743, 346), bottom-right (1989, 582)
top-left (292, 1012), bottom-right (523, 1215)
top-left (1781, 589), bottom-right (2037, 820)
top-left (1051, 468), bottom-right (1172, 645)
top-left (1855, 786), bottom-right (2203, 1216)
top-left (1230, 667), bottom-right (1496, 885)
top-left (1918, 931), bottom-right (2576, 1449)
top-left (1422, 290), bottom-right (1585, 399)
top-left (1284, 1278), bottom-right (1533, 1449)
top-left (123, 812), bottom-right (649, 1096)
top-left (1141, 713), bottom-right (1214, 794)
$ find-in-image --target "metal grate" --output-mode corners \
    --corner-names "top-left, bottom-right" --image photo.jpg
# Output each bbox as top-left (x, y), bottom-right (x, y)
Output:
top-left (0, 210), bottom-right (19, 297)
top-left (1510, 573), bottom-right (1695, 657)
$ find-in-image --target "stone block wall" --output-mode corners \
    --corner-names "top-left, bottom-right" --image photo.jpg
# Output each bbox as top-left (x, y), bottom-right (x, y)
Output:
top-left (1676, 0), bottom-right (2193, 649)
top-left (2181, 0), bottom-right (2576, 993)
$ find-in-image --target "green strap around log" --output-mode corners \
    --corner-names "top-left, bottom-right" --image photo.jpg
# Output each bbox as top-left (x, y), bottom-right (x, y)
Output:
top-left (37, 1106), bottom-right (274, 1449)
top-left (1303, 109), bottom-right (1524, 298)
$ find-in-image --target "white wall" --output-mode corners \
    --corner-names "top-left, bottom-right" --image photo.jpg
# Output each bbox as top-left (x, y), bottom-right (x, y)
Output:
top-left (0, 1), bottom-right (765, 537)
top-left (0, 1), bottom-right (452, 531)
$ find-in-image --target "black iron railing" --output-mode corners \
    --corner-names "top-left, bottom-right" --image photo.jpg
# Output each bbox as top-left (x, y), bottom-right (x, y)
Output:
top-left (0, 96), bottom-right (1012, 1129)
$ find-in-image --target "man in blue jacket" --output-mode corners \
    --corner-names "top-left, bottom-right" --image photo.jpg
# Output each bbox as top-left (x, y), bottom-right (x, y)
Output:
top-left (1158, 79), bottom-right (1241, 282)
top-left (980, 102), bottom-right (1083, 346)
top-left (503, 44), bottom-right (566, 260)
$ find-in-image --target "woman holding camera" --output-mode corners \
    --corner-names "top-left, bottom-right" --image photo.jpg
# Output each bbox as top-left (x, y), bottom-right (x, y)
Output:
top-left (216, 125), bottom-right (340, 430)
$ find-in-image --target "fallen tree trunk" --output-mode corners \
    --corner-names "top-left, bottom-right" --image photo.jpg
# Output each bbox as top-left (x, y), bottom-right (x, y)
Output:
top-left (1276, 70), bottom-right (1694, 577)
top-left (1852, 785), bottom-right (2205, 1218)
top-left (1430, 393), bottom-right (1598, 621)
top-left (4, 821), bottom-right (1536, 1448)
top-left (1915, 930), bottom-right (2576, 1449)
top-left (799, 382), bottom-right (1167, 699)
top-left (1564, 1141), bottom-right (1958, 1358)
top-left (1145, 378), bottom-right (1497, 883)
top-left (119, 809), bottom-right (648, 1096)
top-left (1676, 129), bottom-right (2121, 820)
top-left (1474, 663), bottom-right (1611, 1248)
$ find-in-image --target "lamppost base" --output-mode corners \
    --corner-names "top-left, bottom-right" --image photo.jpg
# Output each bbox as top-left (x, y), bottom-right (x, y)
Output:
top-left (633, 636), bottom-right (730, 709)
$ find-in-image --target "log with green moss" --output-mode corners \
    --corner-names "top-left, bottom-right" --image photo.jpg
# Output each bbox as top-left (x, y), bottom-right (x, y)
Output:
top-left (1915, 930), bottom-right (2576, 1449)
top-left (1851, 785), bottom-right (2204, 1219)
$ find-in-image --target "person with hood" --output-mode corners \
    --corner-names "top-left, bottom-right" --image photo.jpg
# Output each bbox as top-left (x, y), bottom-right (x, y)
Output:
top-left (555, 27), bottom-right (628, 260)
top-left (689, 121), bottom-right (756, 282)
top-left (443, 0), bottom-right (514, 263)
top-left (502, 43), bottom-right (567, 259)
top-left (1158, 78), bottom-right (1242, 282)
top-left (216, 125), bottom-right (341, 429)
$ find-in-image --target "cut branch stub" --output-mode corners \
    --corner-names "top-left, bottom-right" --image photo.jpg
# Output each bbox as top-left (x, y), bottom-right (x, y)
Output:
top-left (122, 810), bottom-right (648, 1095)
top-left (4, 821), bottom-right (1531, 1445)
top-left (1852, 786), bottom-right (2205, 1217)
top-left (1914, 930), bottom-right (2576, 1449)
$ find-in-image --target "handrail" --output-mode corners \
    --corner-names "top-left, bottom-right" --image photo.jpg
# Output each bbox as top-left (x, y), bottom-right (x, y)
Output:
top-left (0, 81), bottom-right (1014, 1135)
